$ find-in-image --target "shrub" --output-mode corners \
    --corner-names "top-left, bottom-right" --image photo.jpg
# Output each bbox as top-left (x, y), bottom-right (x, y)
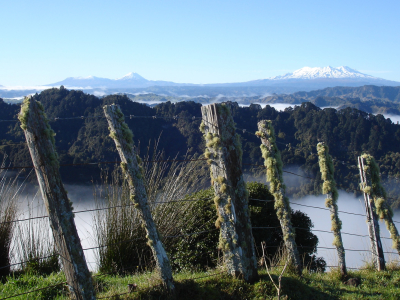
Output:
top-left (170, 182), bottom-right (325, 272)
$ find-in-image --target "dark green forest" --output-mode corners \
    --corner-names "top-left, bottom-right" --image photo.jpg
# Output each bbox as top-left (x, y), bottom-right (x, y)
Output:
top-left (2, 87), bottom-right (400, 208)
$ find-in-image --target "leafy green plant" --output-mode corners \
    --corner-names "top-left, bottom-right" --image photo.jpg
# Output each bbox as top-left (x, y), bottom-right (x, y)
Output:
top-left (169, 182), bottom-right (325, 273)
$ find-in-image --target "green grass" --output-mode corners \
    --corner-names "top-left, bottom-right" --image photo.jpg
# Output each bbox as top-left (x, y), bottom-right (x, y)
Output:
top-left (1, 267), bottom-right (400, 299)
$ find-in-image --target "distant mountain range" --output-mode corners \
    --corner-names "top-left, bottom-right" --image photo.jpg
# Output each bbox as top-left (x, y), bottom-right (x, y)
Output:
top-left (49, 66), bottom-right (398, 89)
top-left (48, 72), bottom-right (192, 89)
top-left (1, 66), bottom-right (399, 98)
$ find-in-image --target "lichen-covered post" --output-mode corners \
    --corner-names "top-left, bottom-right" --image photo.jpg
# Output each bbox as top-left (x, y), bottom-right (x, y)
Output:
top-left (200, 103), bottom-right (258, 283)
top-left (362, 155), bottom-right (400, 256)
top-left (103, 104), bottom-right (174, 291)
top-left (256, 120), bottom-right (302, 274)
top-left (18, 96), bottom-right (96, 300)
top-left (317, 143), bottom-right (347, 276)
top-left (358, 155), bottom-right (385, 271)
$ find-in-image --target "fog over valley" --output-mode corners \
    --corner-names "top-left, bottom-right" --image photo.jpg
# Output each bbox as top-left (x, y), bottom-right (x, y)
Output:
top-left (12, 180), bottom-right (400, 272)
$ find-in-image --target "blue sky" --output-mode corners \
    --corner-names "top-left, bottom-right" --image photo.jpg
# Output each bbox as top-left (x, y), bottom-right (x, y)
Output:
top-left (1, 0), bottom-right (399, 86)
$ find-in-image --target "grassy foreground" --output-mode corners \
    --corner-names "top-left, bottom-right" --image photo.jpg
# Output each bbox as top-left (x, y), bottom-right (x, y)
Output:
top-left (1, 267), bottom-right (400, 300)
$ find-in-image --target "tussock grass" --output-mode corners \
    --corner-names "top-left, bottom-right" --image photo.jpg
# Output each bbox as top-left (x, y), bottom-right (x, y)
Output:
top-left (93, 141), bottom-right (208, 274)
top-left (0, 156), bottom-right (21, 278)
top-left (13, 191), bottom-right (60, 275)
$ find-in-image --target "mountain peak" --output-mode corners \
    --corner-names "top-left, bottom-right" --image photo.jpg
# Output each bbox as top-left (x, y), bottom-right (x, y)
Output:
top-left (117, 72), bottom-right (146, 81)
top-left (271, 66), bottom-right (376, 80)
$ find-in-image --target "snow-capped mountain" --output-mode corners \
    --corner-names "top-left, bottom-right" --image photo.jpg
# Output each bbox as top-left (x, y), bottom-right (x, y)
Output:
top-left (117, 72), bottom-right (147, 81)
top-left (222, 66), bottom-right (399, 90)
top-left (271, 66), bottom-right (376, 80)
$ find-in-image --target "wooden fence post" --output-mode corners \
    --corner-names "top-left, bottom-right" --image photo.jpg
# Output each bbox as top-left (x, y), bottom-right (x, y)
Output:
top-left (362, 155), bottom-right (400, 257)
top-left (317, 142), bottom-right (347, 276)
top-left (256, 120), bottom-right (302, 274)
top-left (103, 104), bottom-right (174, 291)
top-left (18, 96), bottom-right (96, 299)
top-left (200, 103), bottom-right (258, 283)
top-left (358, 155), bottom-right (385, 271)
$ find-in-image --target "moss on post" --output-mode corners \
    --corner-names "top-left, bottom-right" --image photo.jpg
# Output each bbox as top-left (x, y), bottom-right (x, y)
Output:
top-left (256, 120), bottom-right (302, 274)
top-left (360, 154), bottom-right (400, 255)
top-left (317, 142), bottom-right (347, 277)
top-left (358, 154), bottom-right (386, 271)
top-left (103, 104), bottom-right (175, 292)
top-left (19, 96), bottom-right (95, 300)
top-left (201, 103), bottom-right (258, 283)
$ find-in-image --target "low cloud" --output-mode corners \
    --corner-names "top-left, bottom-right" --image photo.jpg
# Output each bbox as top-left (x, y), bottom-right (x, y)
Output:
top-left (383, 114), bottom-right (400, 125)
top-left (265, 103), bottom-right (298, 111)
top-left (93, 91), bottom-right (107, 97)
top-left (291, 191), bottom-right (400, 269)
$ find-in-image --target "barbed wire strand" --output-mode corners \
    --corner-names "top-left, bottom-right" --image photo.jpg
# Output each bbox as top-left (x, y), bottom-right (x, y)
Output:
top-left (0, 254), bottom-right (58, 271)
top-left (0, 197), bottom-right (214, 225)
top-left (290, 201), bottom-right (367, 217)
top-left (252, 226), bottom-right (393, 240)
top-left (0, 158), bottom-right (208, 171)
top-left (0, 281), bottom-right (67, 300)
top-left (97, 291), bottom-right (133, 299)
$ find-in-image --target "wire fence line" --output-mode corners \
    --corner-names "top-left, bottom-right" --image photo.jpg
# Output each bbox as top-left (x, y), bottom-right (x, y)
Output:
top-left (2, 113), bottom-right (400, 298)
top-left (1, 180), bottom-right (398, 273)
top-left (3, 216), bottom-right (394, 273)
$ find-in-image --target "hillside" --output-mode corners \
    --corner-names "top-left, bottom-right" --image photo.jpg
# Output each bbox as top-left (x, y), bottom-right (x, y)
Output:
top-left (2, 87), bottom-right (400, 208)
top-left (262, 85), bottom-right (400, 103)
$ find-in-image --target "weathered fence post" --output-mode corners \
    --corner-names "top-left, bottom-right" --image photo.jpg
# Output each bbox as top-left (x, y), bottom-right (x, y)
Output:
top-left (18, 96), bottom-right (96, 300)
top-left (363, 156), bottom-right (400, 256)
top-left (103, 104), bottom-right (174, 291)
top-left (317, 143), bottom-right (347, 276)
top-left (256, 120), bottom-right (302, 274)
top-left (200, 103), bottom-right (258, 283)
top-left (358, 155), bottom-right (385, 271)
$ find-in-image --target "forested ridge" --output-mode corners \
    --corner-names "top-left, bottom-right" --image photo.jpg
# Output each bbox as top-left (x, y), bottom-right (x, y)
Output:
top-left (262, 85), bottom-right (400, 102)
top-left (2, 87), bottom-right (400, 208)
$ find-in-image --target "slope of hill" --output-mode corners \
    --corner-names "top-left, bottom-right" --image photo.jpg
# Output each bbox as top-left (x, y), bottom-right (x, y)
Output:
top-left (263, 85), bottom-right (400, 102)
